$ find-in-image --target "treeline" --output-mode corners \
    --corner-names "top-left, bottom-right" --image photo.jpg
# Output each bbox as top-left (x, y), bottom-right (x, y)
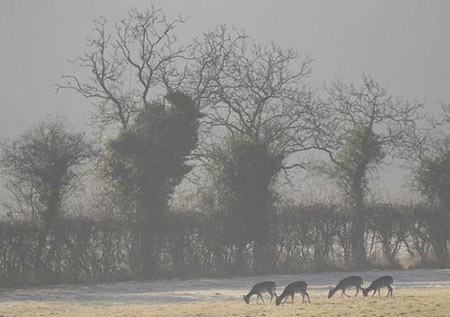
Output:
top-left (0, 204), bottom-right (448, 287)
top-left (1, 7), bottom-right (450, 287)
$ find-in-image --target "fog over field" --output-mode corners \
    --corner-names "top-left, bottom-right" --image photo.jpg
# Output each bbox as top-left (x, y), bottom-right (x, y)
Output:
top-left (0, 3), bottom-right (450, 316)
top-left (1, 269), bottom-right (449, 304)
top-left (1, 271), bottom-right (450, 316)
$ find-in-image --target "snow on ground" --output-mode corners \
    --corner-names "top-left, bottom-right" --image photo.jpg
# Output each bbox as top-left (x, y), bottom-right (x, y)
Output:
top-left (1, 269), bottom-right (449, 304)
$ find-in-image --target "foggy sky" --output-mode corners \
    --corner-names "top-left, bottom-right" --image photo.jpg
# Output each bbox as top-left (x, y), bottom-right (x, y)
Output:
top-left (1, 0), bottom-right (450, 199)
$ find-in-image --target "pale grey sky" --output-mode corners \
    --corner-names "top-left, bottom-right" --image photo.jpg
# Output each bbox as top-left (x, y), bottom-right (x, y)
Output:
top-left (1, 0), bottom-right (450, 199)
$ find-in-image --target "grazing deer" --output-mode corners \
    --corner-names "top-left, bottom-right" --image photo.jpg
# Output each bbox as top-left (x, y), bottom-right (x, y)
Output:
top-left (243, 281), bottom-right (277, 304)
top-left (328, 276), bottom-right (364, 299)
top-left (363, 275), bottom-right (394, 297)
top-left (275, 281), bottom-right (310, 305)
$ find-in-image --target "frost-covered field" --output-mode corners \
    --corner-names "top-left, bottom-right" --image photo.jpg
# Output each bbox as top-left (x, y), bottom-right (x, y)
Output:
top-left (1, 269), bottom-right (449, 303)
top-left (0, 269), bottom-right (450, 316)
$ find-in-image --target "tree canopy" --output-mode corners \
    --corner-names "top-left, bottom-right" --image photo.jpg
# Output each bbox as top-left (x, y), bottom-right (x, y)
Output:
top-left (0, 119), bottom-right (94, 226)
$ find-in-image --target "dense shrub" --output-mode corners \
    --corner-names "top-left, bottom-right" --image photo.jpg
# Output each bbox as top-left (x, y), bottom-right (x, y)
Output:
top-left (0, 204), bottom-right (448, 287)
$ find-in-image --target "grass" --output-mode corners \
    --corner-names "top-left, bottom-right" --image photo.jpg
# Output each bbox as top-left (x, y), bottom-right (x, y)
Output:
top-left (0, 287), bottom-right (449, 317)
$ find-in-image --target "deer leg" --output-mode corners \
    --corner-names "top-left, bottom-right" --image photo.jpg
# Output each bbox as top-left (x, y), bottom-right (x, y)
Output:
top-left (257, 293), bottom-right (264, 304)
top-left (301, 293), bottom-right (305, 303)
top-left (387, 286), bottom-right (393, 297)
top-left (269, 292), bottom-right (273, 302)
top-left (306, 292), bottom-right (311, 303)
top-left (355, 288), bottom-right (359, 297)
top-left (359, 286), bottom-right (364, 296)
top-left (291, 294), bottom-right (294, 305)
top-left (378, 289), bottom-right (381, 297)
top-left (343, 291), bottom-right (351, 298)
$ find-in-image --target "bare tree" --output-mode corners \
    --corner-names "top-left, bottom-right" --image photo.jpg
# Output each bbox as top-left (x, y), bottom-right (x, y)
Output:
top-left (182, 25), bottom-right (320, 166)
top-left (180, 25), bottom-right (320, 272)
top-left (315, 75), bottom-right (423, 268)
top-left (57, 6), bottom-right (188, 130)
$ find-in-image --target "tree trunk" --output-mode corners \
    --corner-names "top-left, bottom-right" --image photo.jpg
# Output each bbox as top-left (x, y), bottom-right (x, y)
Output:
top-left (350, 203), bottom-right (368, 269)
top-left (132, 201), bottom-right (164, 279)
top-left (253, 240), bottom-right (276, 274)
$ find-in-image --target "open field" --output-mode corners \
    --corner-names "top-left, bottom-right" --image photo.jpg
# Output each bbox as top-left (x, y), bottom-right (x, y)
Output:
top-left (1, 287), bottom-right (450, 317)
top-left (1, 269), bottom-right (450, 316)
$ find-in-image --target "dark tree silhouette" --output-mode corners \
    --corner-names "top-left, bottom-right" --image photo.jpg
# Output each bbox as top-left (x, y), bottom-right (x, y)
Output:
top-left (183, 25), bottom-right (320, 273)
top-left (315, 75), bottom-right (422, 268)
top-left (57, 6), bottom-right (188, 130)
top-left (1, 118), bottom-right (94, 227)
top-left (99, 92), bottom-right (201, 278)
